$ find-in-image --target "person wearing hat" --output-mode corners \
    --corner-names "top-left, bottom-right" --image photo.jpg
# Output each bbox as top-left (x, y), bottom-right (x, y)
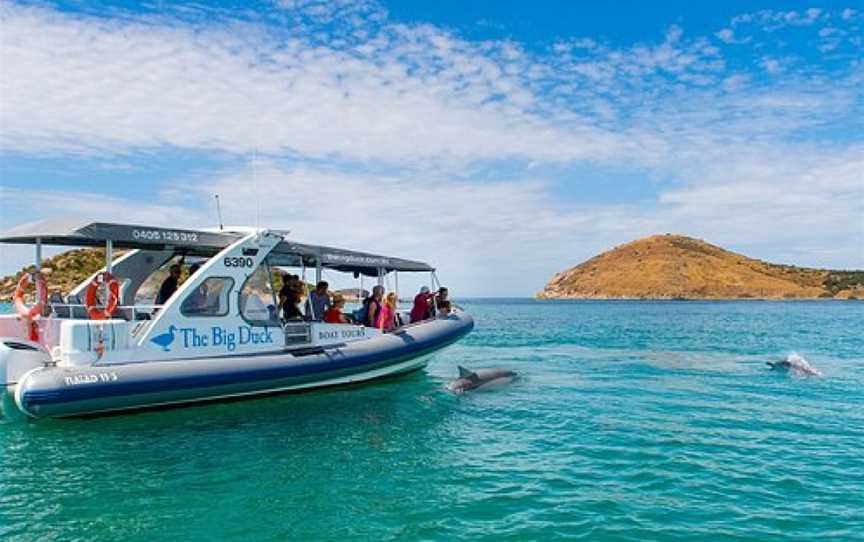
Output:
top-left (410, 285), bottom-right (435, 323)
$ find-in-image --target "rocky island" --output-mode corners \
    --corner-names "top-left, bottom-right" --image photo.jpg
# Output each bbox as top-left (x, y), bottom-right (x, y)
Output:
top-left (538, 234), bottom-right (864, 300)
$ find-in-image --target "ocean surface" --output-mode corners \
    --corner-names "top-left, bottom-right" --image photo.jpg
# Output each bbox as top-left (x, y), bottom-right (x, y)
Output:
top-left (1, 299), bottom-right (863, 541)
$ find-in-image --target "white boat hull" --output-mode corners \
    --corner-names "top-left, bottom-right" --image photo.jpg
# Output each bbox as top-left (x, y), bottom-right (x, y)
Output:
top-left (3, 313), bottom-right (473, 419)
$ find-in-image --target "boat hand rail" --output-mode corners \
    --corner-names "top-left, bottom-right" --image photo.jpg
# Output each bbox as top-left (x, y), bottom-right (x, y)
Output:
top-left (46, 302), bottom-right (164, 309)
top-left (45, 302), bottom-right (165, 321)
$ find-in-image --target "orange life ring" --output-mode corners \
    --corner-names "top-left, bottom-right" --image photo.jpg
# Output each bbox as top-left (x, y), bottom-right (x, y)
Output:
top-left (85, 271), bottom-right (120, 320)
top-left (13, 271), bottom-right (47, 321)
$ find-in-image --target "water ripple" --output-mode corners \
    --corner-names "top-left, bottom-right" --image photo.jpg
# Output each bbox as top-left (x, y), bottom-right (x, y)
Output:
top-left (2, 300), bottom-right (864, 540)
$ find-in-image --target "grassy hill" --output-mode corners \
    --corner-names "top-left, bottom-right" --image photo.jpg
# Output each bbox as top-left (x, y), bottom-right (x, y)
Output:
top-left (538, 234), bottom-right (864, 300)
top-left (0, 248), bottom-right (115, 302)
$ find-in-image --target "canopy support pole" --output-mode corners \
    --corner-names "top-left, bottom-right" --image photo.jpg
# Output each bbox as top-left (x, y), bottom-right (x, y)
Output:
top-left (377, 267), bottom-right (384, 287)
top-left (106, 240), bottom-right (113, 274)
top-left (394, 271), bottom-right (399, 304)
top-left (430, 271), bottom-right (437, 315)
top-left (35, 238), bottom-right (42, 272)
top-left (315, 260), bottom-right (322, 284)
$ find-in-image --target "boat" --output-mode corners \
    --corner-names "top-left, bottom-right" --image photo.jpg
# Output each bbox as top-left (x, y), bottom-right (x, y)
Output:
top-left (0, 219), bottom-right (473, 419)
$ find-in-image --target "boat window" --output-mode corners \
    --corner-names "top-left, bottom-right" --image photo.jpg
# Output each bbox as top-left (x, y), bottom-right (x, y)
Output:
top-left (135, 256), bottom-right (208, 305)
top-left (239, 262), bottom-right (280, 326)
top-left (136, 255), bottom-right (184, 305)
top-left (181, 277), bottom-right (233, 317)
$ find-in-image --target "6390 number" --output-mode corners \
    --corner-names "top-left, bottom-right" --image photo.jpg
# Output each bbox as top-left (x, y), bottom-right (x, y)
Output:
top-left (223, 256), bottom-right (255, 268)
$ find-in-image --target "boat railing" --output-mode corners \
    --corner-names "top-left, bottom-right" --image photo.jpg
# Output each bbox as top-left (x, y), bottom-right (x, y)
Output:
top-left (48, 302), bottom-right (165, 321)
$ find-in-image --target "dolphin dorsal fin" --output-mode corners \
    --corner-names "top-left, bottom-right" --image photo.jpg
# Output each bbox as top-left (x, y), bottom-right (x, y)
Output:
top-left (458, 366), bottom-right (477, 379)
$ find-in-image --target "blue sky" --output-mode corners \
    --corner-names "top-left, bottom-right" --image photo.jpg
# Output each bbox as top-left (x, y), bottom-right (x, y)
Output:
top-left (0, 0), bottom-right (862, 296)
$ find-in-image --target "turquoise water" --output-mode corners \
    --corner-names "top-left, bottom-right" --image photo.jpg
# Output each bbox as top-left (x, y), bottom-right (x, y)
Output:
top-left (2, 300), bottom-right (863, 541)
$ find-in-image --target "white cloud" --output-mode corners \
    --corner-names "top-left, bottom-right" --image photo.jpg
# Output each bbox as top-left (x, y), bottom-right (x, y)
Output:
top-left (716, 28), bottom-right (738, 44)
top-left (0, 168), bottom-right (656, 295)
top-left (0, 2), bottom-right (625, 164)
top-left (722, 74), bottom-right (749, 91)
top-left (759, 57), bottom-right (783, 74)
top-left (1, 1), bottom-right (863, 292)
top-left (2, 147), bottom-right (861, 295)
top-left (806, 8), bottom-right (823, 22)
top-left (0, 186), bottom-right (205, 230)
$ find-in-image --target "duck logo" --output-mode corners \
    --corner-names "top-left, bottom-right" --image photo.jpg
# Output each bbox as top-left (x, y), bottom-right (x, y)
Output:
top-left (150, 325), bottom-right (177, 352)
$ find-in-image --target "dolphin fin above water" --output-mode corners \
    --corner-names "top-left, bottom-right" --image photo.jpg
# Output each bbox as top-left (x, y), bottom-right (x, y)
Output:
top-left (767, 354), bottom-right (822, 377)
top-left (448, 366), bottom-right (517, 393)
top-left (458, 366), bottom-right (479, 381)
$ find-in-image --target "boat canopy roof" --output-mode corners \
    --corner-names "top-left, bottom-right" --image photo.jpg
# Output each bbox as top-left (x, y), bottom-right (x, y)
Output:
top-left (0, 219), bottom-right (433, 275)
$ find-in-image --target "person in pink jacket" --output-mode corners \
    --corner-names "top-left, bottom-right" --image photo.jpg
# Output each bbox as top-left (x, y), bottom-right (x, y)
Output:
top-left (377, 292), bottom-right (399, 332)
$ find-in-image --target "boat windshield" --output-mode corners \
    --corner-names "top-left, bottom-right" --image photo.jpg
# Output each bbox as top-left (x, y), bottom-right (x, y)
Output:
top-left (240, 262), bottom-right (280, 326)
top-left (135, 255), bottom-right (186, 305)
top-left (181, 277), bottom-right (233, 317)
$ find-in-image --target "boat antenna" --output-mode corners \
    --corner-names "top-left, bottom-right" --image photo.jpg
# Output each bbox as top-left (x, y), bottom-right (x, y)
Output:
top-left (253, 147), bottom-right (261, 231)
top-left (214, 194), bottom-right (224, 231)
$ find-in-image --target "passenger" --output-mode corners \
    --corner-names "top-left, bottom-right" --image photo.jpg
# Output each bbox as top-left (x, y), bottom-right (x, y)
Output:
top-left (410, 286), bottom-right (435, 323)
top-left (185, 280), bottom-right (220, 315)
top-left (156, 264), bottom-right (182, 305)
top-left (433, 287), bottom-right (450, 317)
top-left (324, 294), bottom-right (350, 324)
top-left (377, 292), bottom-right (398, 332)
top-left (305, 281), bottom-right (331, 321)
top-left (166, 263), bottom-right (203, 313)
top-left (279, 272), bottom-right (303, 320)
top-left (361, 285), bottom-right (384, 327)
top-left (184, 283), bottom-right (208, 313)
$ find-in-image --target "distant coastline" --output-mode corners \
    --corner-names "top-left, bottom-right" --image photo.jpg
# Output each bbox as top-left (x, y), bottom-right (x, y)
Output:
top-left (3, 237), bottom-right (863, 303)
top-left (538, 234), bottom-right (864, 301)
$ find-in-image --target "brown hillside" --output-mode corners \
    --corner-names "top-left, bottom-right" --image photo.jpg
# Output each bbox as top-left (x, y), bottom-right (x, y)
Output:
top-left (538, 234), bottom-right (864, 300)
top-left (0, 248), bottom-right (118, 302)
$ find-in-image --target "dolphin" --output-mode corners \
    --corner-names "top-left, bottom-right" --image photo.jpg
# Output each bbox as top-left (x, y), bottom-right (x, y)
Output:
top-left (767, 353), bottom-right (822, 377)
top-left (447, 366), bottom-right (517, 393)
